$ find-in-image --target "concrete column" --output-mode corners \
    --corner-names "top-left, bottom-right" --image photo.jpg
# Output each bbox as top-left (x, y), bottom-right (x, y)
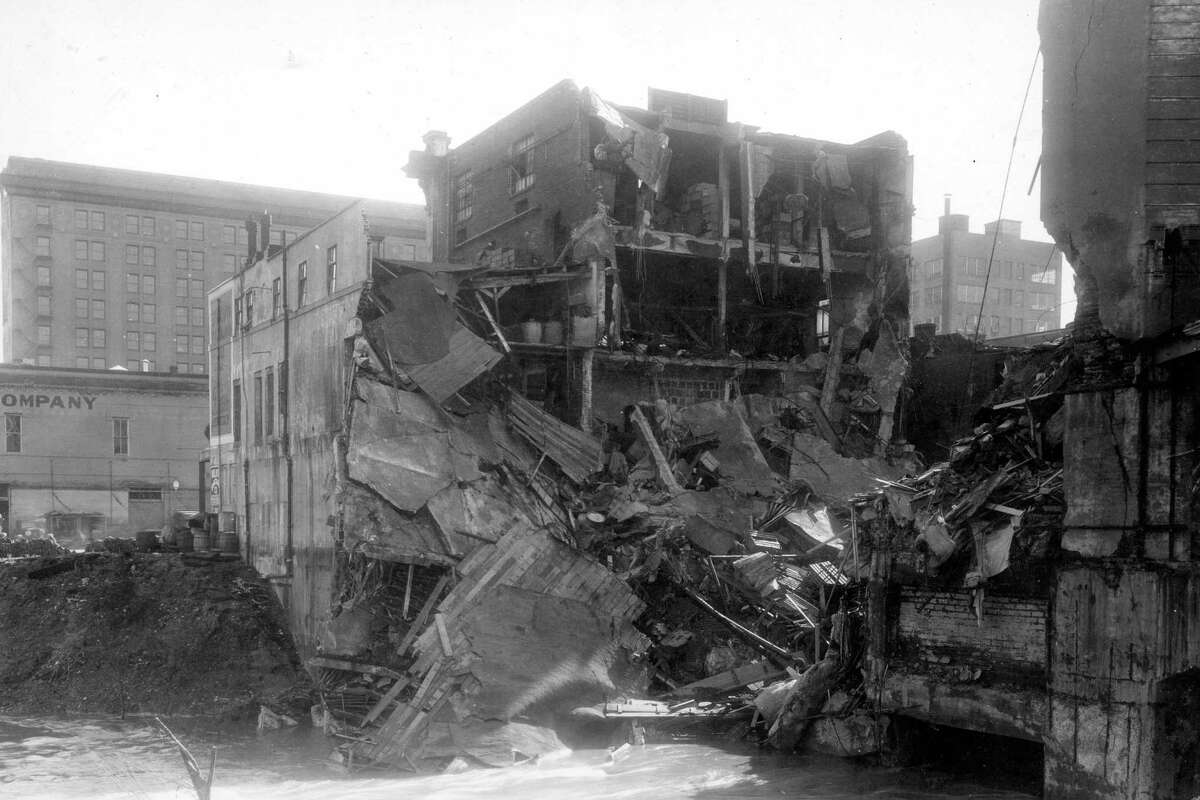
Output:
top-left (1047, 371), bottom-right (1200, 800)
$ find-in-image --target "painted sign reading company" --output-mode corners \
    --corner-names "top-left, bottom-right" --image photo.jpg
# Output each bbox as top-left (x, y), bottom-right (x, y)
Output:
top-left (0, 393), bottom-right (98, 409)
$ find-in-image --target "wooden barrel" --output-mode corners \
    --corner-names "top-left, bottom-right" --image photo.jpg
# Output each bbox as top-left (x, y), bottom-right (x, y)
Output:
top-left (192, 530), bottom-right (211, 552)
top-left (135, 530), bottom-right (157, 552)
top-left (175, 527), bottom-right (194, 553)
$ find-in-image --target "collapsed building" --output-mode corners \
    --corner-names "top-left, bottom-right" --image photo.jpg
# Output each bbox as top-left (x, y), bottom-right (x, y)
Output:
top-left (206, 81), bottom-right (915, 769)
top-left (404, 81), bottom-right (912, 438)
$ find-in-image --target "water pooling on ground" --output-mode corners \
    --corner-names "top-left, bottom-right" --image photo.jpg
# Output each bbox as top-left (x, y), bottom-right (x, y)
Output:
top-left (0, 715), bottom-right (1037, 800)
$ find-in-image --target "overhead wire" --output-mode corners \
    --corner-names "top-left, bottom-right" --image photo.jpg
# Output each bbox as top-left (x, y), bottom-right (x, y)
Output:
top-left (959, 45), bottom-right (1043, 430)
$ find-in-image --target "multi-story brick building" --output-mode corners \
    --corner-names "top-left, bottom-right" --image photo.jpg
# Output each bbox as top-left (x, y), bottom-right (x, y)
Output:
top-left (0, 157), bottom-right (428, 372)
top-left (909, 198), bottom-right (1063, 338)
top-left (406, 80), bottom-right (912, 438)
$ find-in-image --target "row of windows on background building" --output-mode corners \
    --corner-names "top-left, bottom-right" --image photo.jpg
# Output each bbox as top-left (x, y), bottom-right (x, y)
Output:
top-left (49, 239), bottom-right (241, 273)
top-left (230, 366), bottom-right (277, 446)
top-left (65, 268), bottom-right (206, 300)
top-left (909, 285), bottom-right (1057, 310)
top-left (37, 204), bottom-right (289, 255)
top-left (911, 257), bottom-right (1057, 284)
top-left (962, 315), bottom-right (1052, 336)
top-left (4, 412), bottom-right (129, 455)
top-left (52, 204), bottom-right (266, 246)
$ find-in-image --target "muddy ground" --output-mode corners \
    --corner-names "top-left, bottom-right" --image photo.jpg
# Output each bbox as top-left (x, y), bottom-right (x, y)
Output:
top-left (0, 552), bottom-right (313, 720)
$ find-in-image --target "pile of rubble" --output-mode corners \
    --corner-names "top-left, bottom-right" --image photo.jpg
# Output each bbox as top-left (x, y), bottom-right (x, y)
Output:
top-left (312, 246), bottom-right (1072, 771)
top-left (852, 341), bottom-right (1070, 599)
top-left (509, 390), bottom-right (916, 756)
top-left (0, 533), bottom-right (68, 559)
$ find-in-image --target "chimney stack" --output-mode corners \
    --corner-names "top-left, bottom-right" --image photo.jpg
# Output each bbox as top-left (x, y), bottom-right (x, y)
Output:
top-left (423, 130), bottom-right (450, 157)
top-left (244, 218), bottom-right (258, 265)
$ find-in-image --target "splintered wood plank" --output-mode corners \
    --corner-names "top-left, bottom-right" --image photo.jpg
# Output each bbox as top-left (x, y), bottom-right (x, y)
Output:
top-left (395, 572), bottom-right (452, 657)
top-left (307, 657), bottom-right (402, 680)
top-left (630, 406), bottom-right (683, 493)
top-left (434, 613), bottom-right (454, 656)
top-left (361, 676), bottom-right (411, 727)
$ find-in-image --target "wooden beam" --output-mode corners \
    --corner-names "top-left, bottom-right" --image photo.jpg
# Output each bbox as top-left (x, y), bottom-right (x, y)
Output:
top-left (739, 140), bottom-right (761, 300)
top-left (630, 406), bottom-right (683, 494)
top-left (717, 260), bottom-right (728, 353)
top-left (579, 349), bottom-right (594, 433)
top-left (395, 572), bottom-right (452, 658)
top-left (791, 391), bottom-right (843, 454)
top-left (475, 293), bottom-right (511, 354)
top-left (819, 327), bottom-right (845, 418)
top-left (676, 583), bottom-right (795, 664)
top-left (434, 613), bottom-right (454, 657)
top-left (401, 563), bottom-right (414, 620)
top-left (718, 144), bottom-right (731, 240)
top-left (667, 661), bottom-right (786, 697)
top-left (361, 676), bottom-right (412, 727)
top-left (307, 656), bottom-right (402, 680)
top-left (590, 256), bottom-right (605, 345)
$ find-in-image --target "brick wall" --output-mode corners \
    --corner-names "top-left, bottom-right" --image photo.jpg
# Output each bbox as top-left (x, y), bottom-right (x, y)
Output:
top-left (893, 587), bottom-right (1046, 683)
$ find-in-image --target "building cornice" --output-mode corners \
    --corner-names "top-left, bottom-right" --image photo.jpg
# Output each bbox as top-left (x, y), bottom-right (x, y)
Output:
top-left (1, 157), bottom-right (426, 235)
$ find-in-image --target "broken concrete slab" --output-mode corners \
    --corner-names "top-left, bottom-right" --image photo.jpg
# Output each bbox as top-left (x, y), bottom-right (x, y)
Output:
top-left (341, 483), bottom-right (459, 565)
top-left (450, 583), bottom-right (646, 720)
top-left (348, 381), bottom-right (485, 513)
top-left (788, 431), bottom-right (900, 503)
top-left (317, 606), bottom-right (375, 657)
top-left (355, 527), bottom-right (648, 769)
top-left (673, 399), bottom-right (780, 495)
top-left (425, 476), bottom-right (529, 549)
top-left (348, 409), bottom-right (455, 513)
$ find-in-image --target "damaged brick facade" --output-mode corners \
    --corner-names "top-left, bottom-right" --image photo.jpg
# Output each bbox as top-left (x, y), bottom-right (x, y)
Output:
top-left (406, 81), bottom-right (913, 445)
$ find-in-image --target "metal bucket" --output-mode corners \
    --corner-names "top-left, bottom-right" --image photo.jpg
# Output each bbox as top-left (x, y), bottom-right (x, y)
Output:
top-left (520, 320), bottom-right (543, 343)
top-left (542, 320), bottom-right (564, 345)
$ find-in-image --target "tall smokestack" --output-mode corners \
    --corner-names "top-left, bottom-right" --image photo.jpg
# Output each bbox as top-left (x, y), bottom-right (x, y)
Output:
top-left (944, 194), bottom-right (951, 216)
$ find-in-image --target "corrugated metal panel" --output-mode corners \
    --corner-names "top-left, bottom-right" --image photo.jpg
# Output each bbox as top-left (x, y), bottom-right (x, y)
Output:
top-left (404, 326), bottom-right (501, 403)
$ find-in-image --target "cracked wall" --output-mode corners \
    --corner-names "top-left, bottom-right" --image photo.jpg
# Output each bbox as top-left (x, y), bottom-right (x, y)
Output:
top-left (1040, 0), bottom-right (1150, 338)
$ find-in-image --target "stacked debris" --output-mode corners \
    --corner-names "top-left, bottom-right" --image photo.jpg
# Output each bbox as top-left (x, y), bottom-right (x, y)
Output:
top-left (850, 341), bottom-right (1071, 595)
top-left (0, 533), bottom-right (68, 559)
top-left (495, 391), bottom-right (916, 756)
top-left (310, 375), bottom-right (648, 772)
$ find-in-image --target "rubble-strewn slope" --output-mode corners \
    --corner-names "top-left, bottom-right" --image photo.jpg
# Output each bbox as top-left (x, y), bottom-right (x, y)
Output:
top-left (0, 553), bottom-right (312, 718)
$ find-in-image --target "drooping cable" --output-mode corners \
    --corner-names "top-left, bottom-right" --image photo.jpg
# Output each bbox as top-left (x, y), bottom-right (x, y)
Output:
top-left (958, 45), bottom-right (1042, 431)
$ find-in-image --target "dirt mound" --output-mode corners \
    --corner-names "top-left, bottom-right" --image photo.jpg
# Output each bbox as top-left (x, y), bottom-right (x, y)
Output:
top-left (0, 552), bottom-right (312, 719)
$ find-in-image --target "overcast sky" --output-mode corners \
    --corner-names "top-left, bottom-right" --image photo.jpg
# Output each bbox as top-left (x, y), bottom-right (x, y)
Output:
top-left (0, 0), bottom-right (1073, 323)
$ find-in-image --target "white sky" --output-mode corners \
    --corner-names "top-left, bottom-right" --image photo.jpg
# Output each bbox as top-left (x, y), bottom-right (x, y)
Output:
top-left (0, 0), bottom-right (1074, 326)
